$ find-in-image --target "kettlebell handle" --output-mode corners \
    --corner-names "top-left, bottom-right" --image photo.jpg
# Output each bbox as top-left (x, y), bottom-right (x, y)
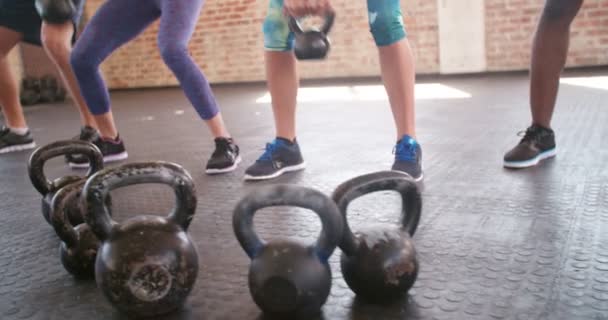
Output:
top-left (83, 162), bottom-right (197, 241)
top-left (232, 184), bottom-right (343, 261)
top-left (332, 171), bottom-right (422, 256)
top-left (51, 180), bottom-right (86, 248)
top-left (288, 11), bottom-right (335, 35)
top-left (28, 140), bottom-right (103, 195)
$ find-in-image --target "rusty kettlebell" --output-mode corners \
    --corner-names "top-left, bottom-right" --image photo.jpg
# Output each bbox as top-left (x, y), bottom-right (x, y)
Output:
top-left (51, 180), bottom-right (99, 278)
top-left (233, 184), bottom-right (343, 319)
top-left (28, 140), bottom-right (104, 226)
top-left (332, 171), bottom-right (422, 303)
top-left (83, 161), bottom-right (199, 317)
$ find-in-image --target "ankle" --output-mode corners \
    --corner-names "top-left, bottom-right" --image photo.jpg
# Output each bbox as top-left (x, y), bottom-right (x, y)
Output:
top-left (9, 127), bottom-right (29, 135)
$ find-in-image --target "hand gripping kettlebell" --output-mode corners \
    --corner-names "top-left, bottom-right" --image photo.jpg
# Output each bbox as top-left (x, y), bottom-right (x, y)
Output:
top-left (82, 161), bottom-right (198, 317)
top-left (35, 0), bottom-right (76, 24)
top-left (233, 184), bottom-right (343, 319)
top-left (332, 171), bottom-right (422, 303)
top-left (289, 11), bottom-right (336, 60)
top-left (28, 140), bottom-right (104, 225)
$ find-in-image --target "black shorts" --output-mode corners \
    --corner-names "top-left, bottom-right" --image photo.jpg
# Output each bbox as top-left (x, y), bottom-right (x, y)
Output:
top-left (0, 0), bottom-right (85, 46)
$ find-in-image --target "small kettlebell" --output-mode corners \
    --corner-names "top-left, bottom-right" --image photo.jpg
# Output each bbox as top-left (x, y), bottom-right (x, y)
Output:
top-left (289, 12), bottom-right (335, 60)
top-left (83, 162), bottom-right (199, 317)
top-left (28, 140), bottom-right (104, 225)
top-left (233, 184), bottom-right (343, 319)
top-left (35, 0), bottom-right (76, 24)
top-left (51, 180), bottom-right (99, 278)
top-left (332, 171), bottom-right (422, 303)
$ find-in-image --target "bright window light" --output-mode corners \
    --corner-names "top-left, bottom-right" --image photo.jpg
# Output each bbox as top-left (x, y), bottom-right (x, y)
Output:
top-left (560, 76), bottom-right (608, 90)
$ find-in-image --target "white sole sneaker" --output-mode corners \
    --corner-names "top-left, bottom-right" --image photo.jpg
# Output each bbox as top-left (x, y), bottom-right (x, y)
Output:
top-left (503, 148), bottom-right (557, 169)
top-left (69, 151), bottom-right (129, 169)
top-left (244, 162), bottom-right (307, 181)
top-left (206, 156), bottom-right (242, 175)
top-left (0, 141), bottom-right (37, 154)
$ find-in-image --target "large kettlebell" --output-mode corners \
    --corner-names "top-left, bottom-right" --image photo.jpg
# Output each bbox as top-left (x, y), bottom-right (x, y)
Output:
top-left (35, 0), bottom-right (76, 24)
top-left (51, 180), bottom-right (99, 278)
top-left (332, 171), bottom-right (422, 303)
top-left (28, 140), bottom-right (104, 225)
top-left (233, 184), bottom-right (343, 319)
top-left (288, 12), bottom-right (335, 60)
top-left (83, 162), bottom-right (199, 317)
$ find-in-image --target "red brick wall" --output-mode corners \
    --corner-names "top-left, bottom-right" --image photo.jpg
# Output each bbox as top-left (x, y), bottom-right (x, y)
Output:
top-left (485, 0), bottom-right (608, 71)
top-left (84, 0), bottom-right (439, 88)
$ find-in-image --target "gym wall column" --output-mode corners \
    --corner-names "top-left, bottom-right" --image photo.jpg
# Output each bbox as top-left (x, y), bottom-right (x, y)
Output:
top-left (8, 45), bottom-right (23, 81)
top-left (437, 0), bottom-right (486, 74)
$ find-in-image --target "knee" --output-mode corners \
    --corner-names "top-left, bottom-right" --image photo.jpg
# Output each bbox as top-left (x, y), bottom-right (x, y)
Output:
top-left (368, 2), bottom-right (406, 47)
top-left (69, 43), bottom-right (92, 73)
top-left (263, 3), bottom-right (294, 51)
top-left (41, 33), bottom-right (71, 63)
top-left (542, 0), bottom-right (582, 24)
top-left (159, 43), bottom-right (189, 69)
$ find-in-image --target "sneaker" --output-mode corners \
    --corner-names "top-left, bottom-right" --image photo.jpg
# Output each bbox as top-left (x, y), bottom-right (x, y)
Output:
top-left (205, 137), bottom-right (242, 174)
top-left (244, 138), bottom-right (306, 181)
top-left (503, 124), bottom-right (556, 169)
top-left (68, 134), bottom-right (128, 168)
top-left (65, 126), bottom-right (99, 163)
top-left (391, 135), bottom-right (423, 181)
top-left (0, 126), bottom-right (36, 154)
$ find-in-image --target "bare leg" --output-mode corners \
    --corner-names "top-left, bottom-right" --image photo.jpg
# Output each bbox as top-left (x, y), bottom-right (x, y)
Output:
top-left (0, 27), bottom-right (27, 129)
top-left (265, 51), bottom-right (298, 141)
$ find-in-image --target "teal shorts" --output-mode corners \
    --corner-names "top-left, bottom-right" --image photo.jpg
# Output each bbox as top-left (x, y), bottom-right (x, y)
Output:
top-left (263, 0), bottom-right (406, 51)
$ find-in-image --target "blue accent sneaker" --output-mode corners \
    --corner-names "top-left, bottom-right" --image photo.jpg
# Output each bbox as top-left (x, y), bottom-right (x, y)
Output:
top-left (244, 138), bottom-right (306, 181)
top-left (391, 135), bottom-right (423, 181)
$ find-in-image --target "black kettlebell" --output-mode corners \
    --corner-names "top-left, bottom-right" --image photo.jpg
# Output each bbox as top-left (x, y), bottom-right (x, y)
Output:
top-left (233, 184), bottom-right (343, 319)
top-left (35, 0), bottom-right (76, 24)
top-left (21, 77), bottom-right (41, 106)
top-left (332, 171), bottom-right (422, 303)
top-left (39, 75), bottom-right (59, 103)
top-left (83, 162), bottom-right (199, 317)
top-left (28, 140), bottom-right (104, 225)
top-left (51, 180), bottom-right (99, 278)
top-left (288, 12), bottom-right (335, 60)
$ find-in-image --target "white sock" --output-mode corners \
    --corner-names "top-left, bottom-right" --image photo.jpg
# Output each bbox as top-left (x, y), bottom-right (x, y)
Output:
top-left (9, 127), bottom-right (29, 135)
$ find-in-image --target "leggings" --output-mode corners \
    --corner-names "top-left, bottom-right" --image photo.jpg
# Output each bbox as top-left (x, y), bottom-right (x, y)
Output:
top-left (71, 0), bottom-right (219, 120)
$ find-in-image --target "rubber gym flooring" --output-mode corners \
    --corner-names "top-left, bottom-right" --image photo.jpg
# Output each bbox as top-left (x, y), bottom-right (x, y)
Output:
top-left (1, 69), bottom-right (608, 320)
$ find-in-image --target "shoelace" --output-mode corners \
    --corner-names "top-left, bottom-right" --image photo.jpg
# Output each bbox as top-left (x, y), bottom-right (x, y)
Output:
top-left (518, 127), bottom-right (543, 144)
top-left (258, 142), bottom-right (279, 162)
top-left (394, 141), bottom-right (417, 162)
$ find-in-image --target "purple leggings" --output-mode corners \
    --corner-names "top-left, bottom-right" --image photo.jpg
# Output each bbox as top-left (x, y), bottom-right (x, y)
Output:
top-left (71, 0), bottom-right (219, 120)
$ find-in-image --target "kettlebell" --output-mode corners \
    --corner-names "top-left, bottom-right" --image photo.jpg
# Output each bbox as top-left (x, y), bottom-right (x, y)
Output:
top-left (332, 171), bottom-right (422, 303)
top-left (233, 184), bottom-right (343, 319)
top-left (288, 12), bottom-right (335, 60)
top-left (35, 0), bottom-right (76, 24)
top-left (28, 140), bottom-right (104, 225)
top-left (82, 162), bottom-right (199, 317)
top-left (20, 77), bottom-right (41, 106)
top-left (39, 75), bottom-right (59, 103)
top-left (51, 180), bottom-right (99, 278)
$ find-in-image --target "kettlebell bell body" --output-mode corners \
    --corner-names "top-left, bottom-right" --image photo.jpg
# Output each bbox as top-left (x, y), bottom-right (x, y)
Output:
top-left (51, 180), bottom-right (100, 278)
top-left (289, 12), bottom-right (335, 60)
top-left (35, 0), bottom-right (76, 24)
top-left (233, 185), bottom-right (343, 319)
top-left (333, 171), bottom-right (422, 303)
top-left (83, 162), bottom-right (198, 317)
top-left (28, 140), bottom-right (104, 225)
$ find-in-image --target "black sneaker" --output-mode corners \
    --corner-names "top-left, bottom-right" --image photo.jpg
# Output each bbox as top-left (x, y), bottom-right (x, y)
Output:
top-left (205, 137), bottom-right (241, 174)
top-left (68, 134), bottom-right (128, 168)
top-left (65, 126), bottom-right (99, 163)
top-left (244, 138), bottom-right (306, 181)
top-left (391, 135), bottom-right (423, 181)
top-left (503, 125), bottom-right (556, 169)
top-left (0, 126), bottom-right (36, 154)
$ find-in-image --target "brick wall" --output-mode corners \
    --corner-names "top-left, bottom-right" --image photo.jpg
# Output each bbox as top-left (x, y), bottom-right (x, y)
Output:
top-left (485, 0), bottom-right (608, 71)
top-left (84, 0), bottom-right (439, 88)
